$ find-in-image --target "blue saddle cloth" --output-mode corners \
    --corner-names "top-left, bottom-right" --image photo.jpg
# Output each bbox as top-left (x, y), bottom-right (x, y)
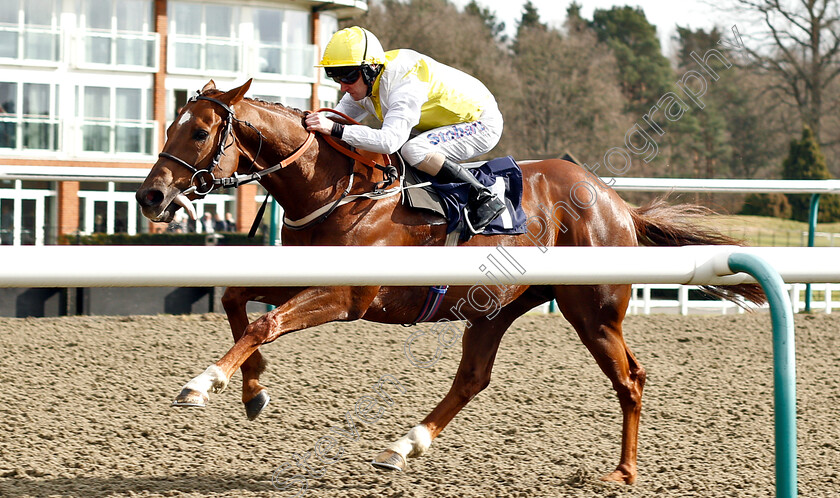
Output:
top-left (416, 156), bottom-right (527, 236)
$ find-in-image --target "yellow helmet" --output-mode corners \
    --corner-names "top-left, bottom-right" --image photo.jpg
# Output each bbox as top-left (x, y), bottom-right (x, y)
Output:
top-left (318, 26), bottom-right (386, 67)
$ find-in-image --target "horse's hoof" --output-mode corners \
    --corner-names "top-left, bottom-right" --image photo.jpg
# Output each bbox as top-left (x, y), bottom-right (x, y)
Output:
top-left (172, 388), bottom-right (208, 407)
top-left (601, 469), bottom-right (635, 484)
top-left (244, 390), bottom-right (270, 421)
top-left (371, 449), bottom-right (406, 472)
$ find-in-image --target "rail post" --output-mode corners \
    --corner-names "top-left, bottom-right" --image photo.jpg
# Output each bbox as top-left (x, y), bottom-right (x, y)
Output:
top-left (728, 252), bottom-right (797, 498)
top-left (805, 194), bottom-right (821, 312)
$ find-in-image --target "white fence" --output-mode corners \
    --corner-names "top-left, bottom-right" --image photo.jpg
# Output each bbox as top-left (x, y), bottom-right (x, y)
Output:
top-left (0, 245), bottom-right (837, 288)
top-left (0, 244), bottom-right (831, 498)
top-left (625, 283), bottom-right (838, 315)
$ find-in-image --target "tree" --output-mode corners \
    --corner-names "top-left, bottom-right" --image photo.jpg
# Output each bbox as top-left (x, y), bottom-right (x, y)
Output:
top-left (716, 68), bottom-right (791, 179)
top-left (588, 6), bottom-right (674, 116)
top-left (782, 126), bottom-right (840, 221)
top-left (508, 14), bottom-right (629, 160)
top-left (739, 193), bottom-right (792, 218)
top-left (674, 27), bottom-right (732, 180)
top-left (518, 0), bottom-right (543, 33)
top-left (464, 0), bottom-right (506, 43)
top-left (511, 0), bottom-right (545, 55)
top-left (731, 0), bottom-right (840, 142)
top-left (587, 7), bottom-right (688, 178)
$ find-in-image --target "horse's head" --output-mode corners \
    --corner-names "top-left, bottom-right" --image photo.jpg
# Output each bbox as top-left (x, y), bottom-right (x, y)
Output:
top-left (136, 79), bottom-right (252, 223)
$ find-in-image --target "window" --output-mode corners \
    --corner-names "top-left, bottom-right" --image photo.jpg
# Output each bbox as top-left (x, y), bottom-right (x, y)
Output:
top-left (0, 180), bottom-right (56, 245)
top-left (319, 14), bottom-right (338, 52)
top-left (0, 81), bottom-right (60, 151)
top-left (169, 2), bottom-right (240, 73)
top-left (78, 0), bottom-right (157, 70)
top-left (0, 0), bottom-right (60, 63)
top-left (254, 94), bottom-right (309, 113)
top-left (77, 85), bottom-right (154, 155)
top-left (0, 198), bottom-right (13, 245)
top-left (77, 181), bottom-right (146, 235)
top-left (253, 7), bottom-right (315, 78)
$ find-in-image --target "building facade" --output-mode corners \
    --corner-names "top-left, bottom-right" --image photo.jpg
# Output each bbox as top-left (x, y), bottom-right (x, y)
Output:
top-left (0, 0), bottom-right (366, 245)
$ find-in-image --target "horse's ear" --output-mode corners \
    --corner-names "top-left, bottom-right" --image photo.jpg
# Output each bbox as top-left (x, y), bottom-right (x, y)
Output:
top-left (201, 80), bottom-right (216, 93)
top-left (222, 78), bottom-right (252, 106)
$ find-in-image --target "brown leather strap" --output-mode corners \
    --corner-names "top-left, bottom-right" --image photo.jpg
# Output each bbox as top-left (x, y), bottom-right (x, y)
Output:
top-left (314, 107), bottom-right (392, 169)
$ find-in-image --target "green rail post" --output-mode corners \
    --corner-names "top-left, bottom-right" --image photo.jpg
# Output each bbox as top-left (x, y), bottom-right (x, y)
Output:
top-left (269, 199), bottom-right (279, 247)
top-left (267, 200), bottom-right (279, 312)
top-left (728, 253), bottom-right (797, 498)
top-left (804, 194), bottom-right (820, 312)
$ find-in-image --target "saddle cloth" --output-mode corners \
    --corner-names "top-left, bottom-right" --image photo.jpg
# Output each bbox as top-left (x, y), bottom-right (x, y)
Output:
top-left (402, 156), bottom-right (528, 238)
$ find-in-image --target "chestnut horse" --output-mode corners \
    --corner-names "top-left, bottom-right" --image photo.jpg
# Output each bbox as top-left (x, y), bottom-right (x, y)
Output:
top-left (136, 80), bottom-right (763, 485)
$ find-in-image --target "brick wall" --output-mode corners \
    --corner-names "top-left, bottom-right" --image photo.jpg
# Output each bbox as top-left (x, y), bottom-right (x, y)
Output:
top-left (57, 181), bottom-right (79, 240)
top-left (154, 0), bottom-right (169, 150)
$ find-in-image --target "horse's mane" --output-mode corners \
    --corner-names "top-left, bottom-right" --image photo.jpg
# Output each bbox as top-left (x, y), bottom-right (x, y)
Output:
top-left (247, 97), bottom-right (306, 117)
top-left (200, 89), bottom-right (306, 118)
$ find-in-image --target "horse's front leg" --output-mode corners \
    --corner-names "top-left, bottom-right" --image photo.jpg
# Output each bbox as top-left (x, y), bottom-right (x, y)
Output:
top-left (218, 286), bottom-right (304, 420)
top-left (172, 285), bottom-right (379, 414)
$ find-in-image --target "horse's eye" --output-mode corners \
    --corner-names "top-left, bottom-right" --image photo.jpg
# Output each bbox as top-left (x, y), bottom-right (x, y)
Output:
top-left (193, 129), bottom-right (209, 141)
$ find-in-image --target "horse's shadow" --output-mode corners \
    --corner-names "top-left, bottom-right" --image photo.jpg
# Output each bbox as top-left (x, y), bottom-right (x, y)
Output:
top-left (0, 473), bottom-right (271, 497)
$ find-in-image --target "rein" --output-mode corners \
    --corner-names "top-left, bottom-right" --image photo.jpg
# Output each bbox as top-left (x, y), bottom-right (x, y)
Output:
top-left (159, 95), bottom-right (315, 197)
top-left (280, 108), bottom-right (401, 231)
top-left (159, 95), bottom-right (404, 232)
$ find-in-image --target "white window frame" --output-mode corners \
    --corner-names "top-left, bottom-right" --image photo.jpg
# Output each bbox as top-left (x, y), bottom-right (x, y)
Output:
top-left (75, 0), bottom-right (159, 72)
top-left (167, 1), bottom-right (242, 76)
top-left (0, 179), bottom-right (55, 246)
top-left (75, 84), bottom-right (157, 158)
top-left (0, 80), bottom-right (61, 153)
top-left (0, 0), bottom-right (62, 66)
top-left (77, 182), bottom-right (144, 236)
top-left (251, 7), bottom-right (316, 81)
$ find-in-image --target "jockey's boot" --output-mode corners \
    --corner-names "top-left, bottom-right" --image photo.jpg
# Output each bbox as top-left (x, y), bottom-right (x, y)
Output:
top-left (436, 159), bottom-right (506, 234)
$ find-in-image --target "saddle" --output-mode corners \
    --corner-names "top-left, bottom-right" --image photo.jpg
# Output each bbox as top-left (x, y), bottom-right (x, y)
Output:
top-left (313, 129), bottom-right (527, 241)
top-left (400, 156), bottom-right (528, 242)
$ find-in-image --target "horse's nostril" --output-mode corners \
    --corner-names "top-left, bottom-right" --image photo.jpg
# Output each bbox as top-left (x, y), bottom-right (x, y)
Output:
top-left (137, 188), bottom-right (164, 208)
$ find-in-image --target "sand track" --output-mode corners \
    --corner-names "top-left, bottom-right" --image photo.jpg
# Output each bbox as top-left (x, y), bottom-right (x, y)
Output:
top-left (1, 313), bottom-right (838, 497)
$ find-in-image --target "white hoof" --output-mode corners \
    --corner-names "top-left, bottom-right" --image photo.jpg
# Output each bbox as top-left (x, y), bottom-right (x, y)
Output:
top-left (387, 425), bottom-right (432, 459)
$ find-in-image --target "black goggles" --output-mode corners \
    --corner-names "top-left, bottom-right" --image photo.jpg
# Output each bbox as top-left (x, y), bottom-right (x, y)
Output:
top-left (325, 66), bottom-right (362, 84)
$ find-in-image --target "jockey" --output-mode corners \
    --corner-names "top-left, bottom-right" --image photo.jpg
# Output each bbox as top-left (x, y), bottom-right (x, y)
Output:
top-left (305, 26), bottom-right (506, 234)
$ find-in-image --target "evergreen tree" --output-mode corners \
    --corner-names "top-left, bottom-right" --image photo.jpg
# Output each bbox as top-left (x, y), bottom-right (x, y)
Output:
top-left (511, 1), bottom-right (545, 56)
top-left (782, 126), bottom-right (840, 222)
top-left (518, 1), bottom-right (543, 32)
top-left (564, 2), bottom-right (586, 34)
top-left (464, 0), bottom-right (506, 43)
top-left (508, 11), bottom-right (628, 160)
top-left (587, 7), bottom-right (680, 178)
top-left (588, 7), bottom-right (673, 116)
top-left (674, 27), bottom-right (732, 179)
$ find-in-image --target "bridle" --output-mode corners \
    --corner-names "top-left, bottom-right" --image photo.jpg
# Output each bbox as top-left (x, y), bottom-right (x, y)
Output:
top-left (158, 95), bottom-right (315, 197)
top-left (157, 93), bottom-right (401, 232)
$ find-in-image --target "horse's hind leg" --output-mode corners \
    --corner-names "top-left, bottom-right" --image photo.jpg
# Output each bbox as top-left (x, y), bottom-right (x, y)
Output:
top-left (373, 289), bottom-right (548, 471)
top-left (553, 284), bottom-right (645, 484)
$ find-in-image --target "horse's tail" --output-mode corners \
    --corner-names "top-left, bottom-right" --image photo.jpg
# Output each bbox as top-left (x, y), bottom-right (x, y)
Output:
top-left (629, 196), bottom-right (767, 307)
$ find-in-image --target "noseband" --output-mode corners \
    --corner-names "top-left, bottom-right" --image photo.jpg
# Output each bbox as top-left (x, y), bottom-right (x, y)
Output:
top-left (158, 95), bottom-right (315, 197)
top-left (158, 95), bottom-right (403, 233)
